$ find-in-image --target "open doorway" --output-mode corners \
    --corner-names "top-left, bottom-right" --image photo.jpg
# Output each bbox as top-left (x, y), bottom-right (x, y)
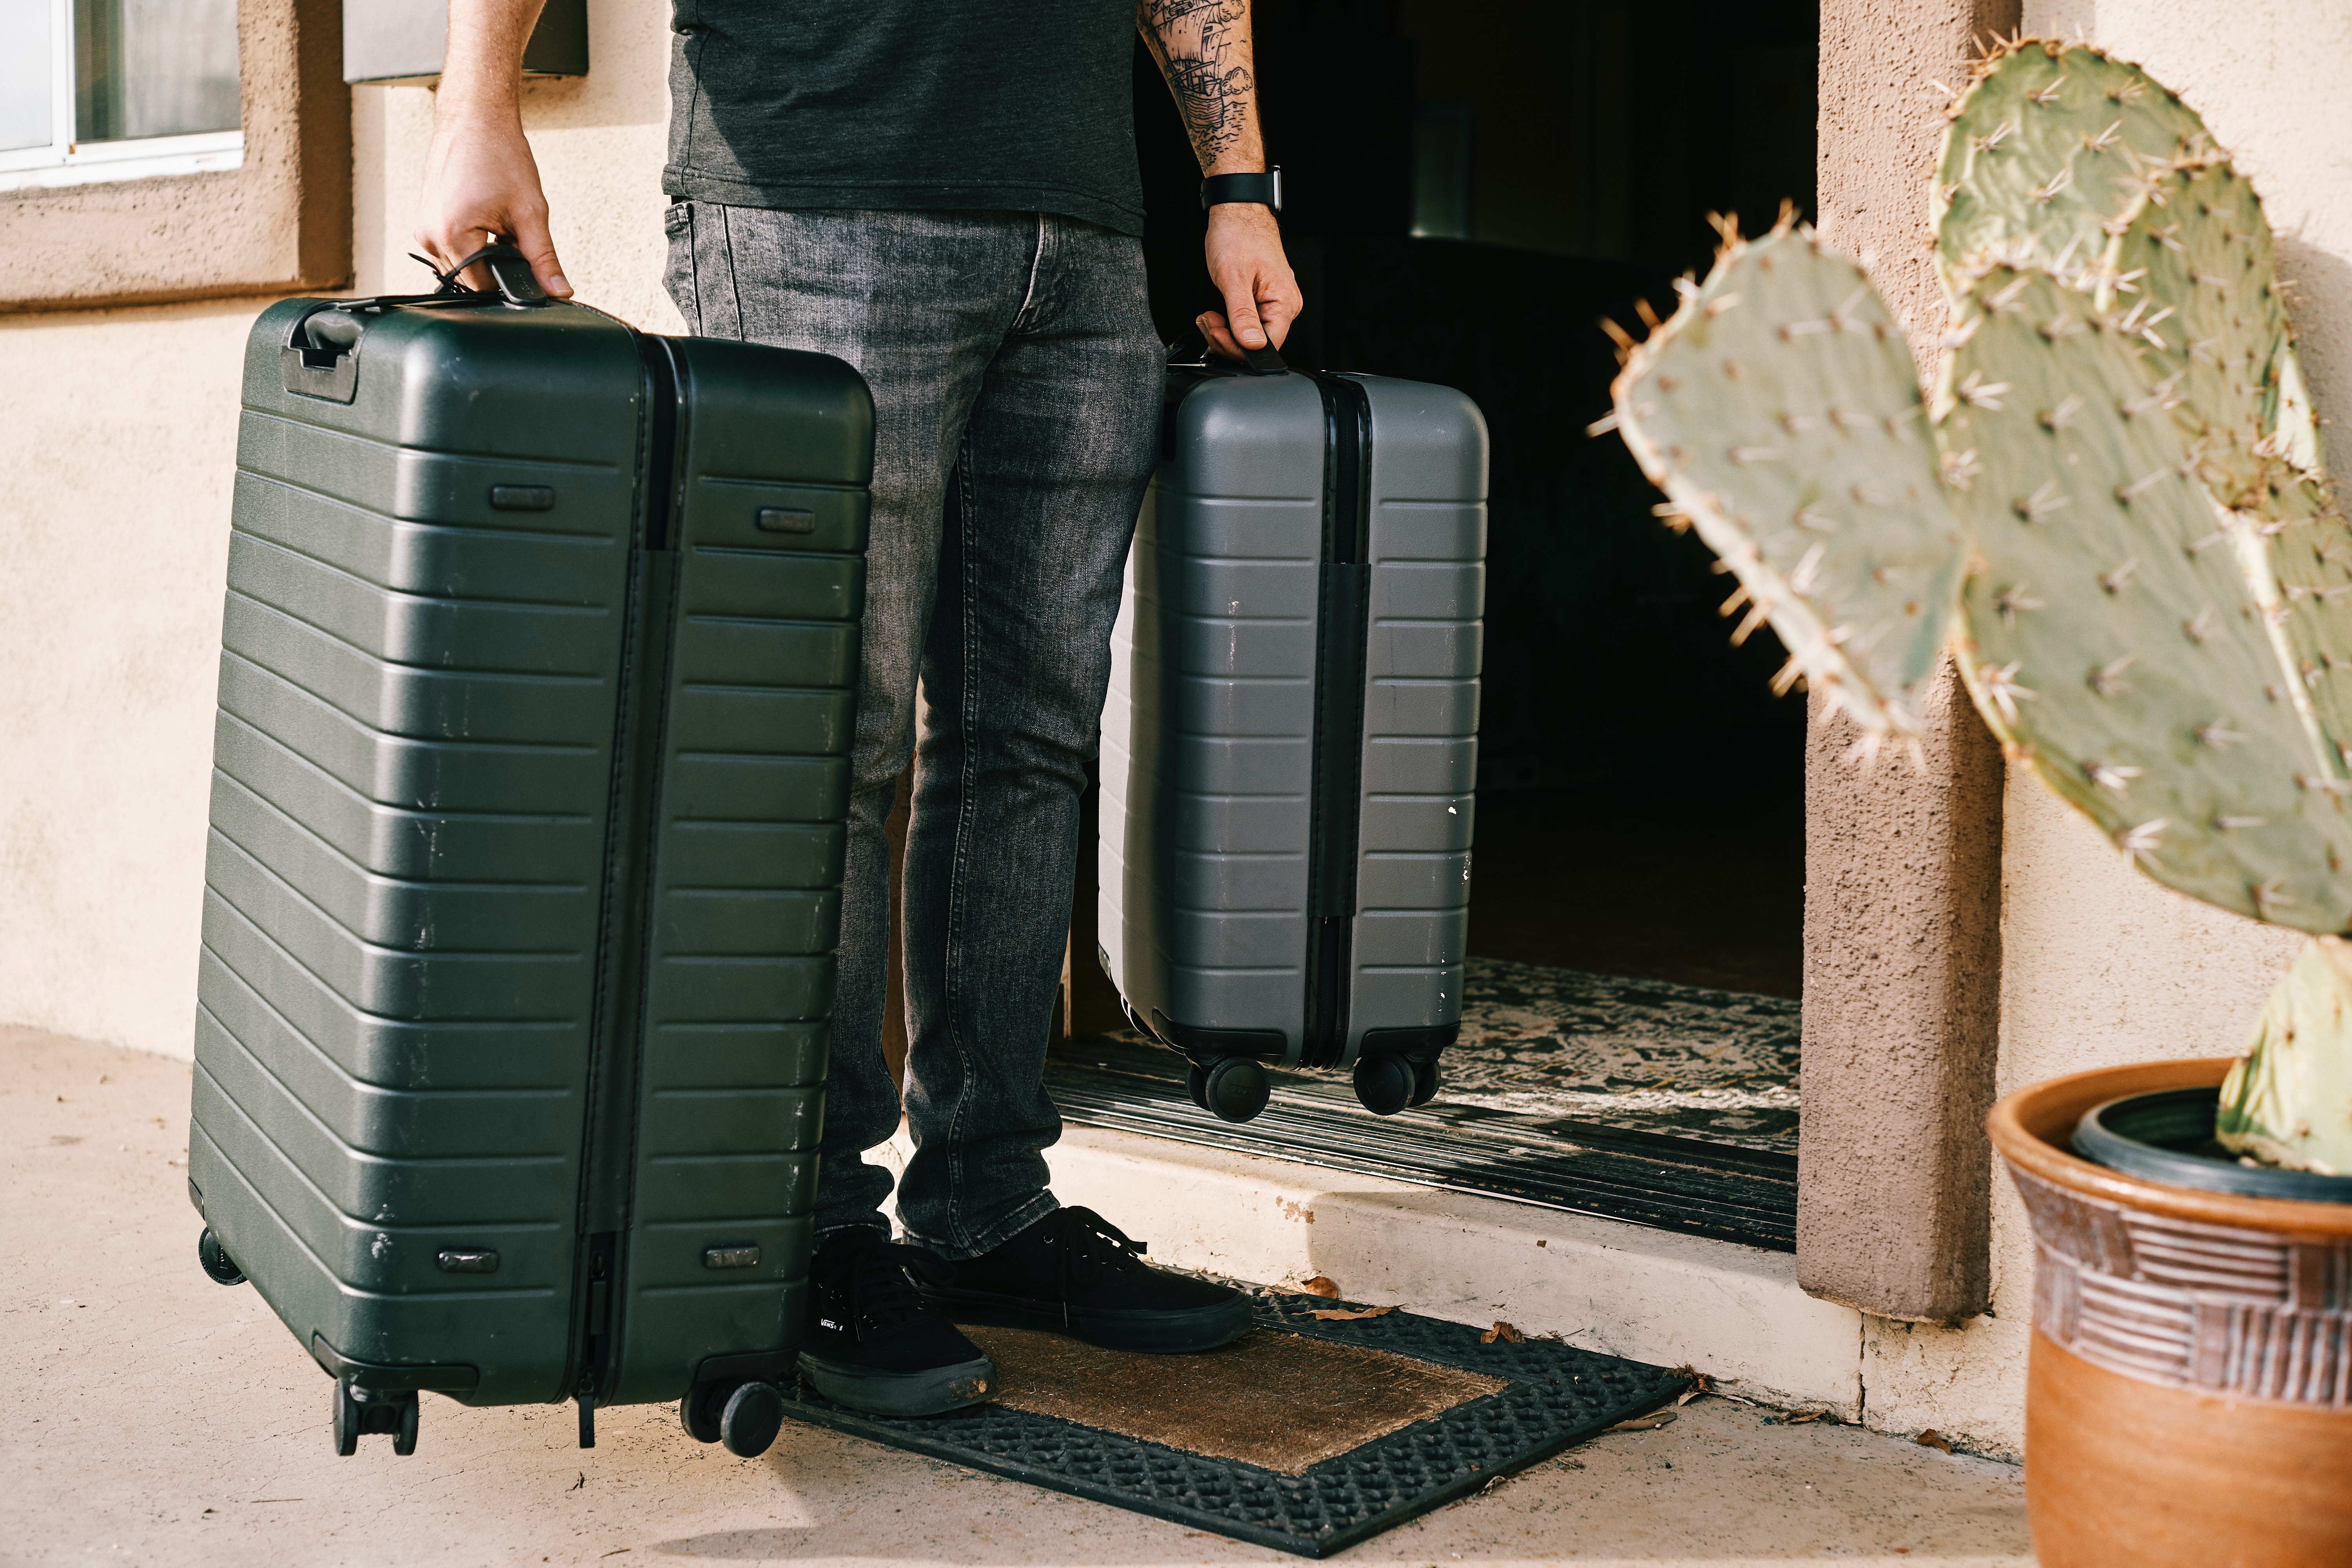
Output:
top-left (1056, 0), bottom-right (1818, 1241)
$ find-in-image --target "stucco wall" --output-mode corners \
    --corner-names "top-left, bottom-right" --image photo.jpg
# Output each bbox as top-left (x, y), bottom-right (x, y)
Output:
top-left (0, 0), bottom-right (678, 1060)
top-left (0, 303), bottom-right (252, 1057)
top-left (1855, 0), bottom-right (2352, 1457)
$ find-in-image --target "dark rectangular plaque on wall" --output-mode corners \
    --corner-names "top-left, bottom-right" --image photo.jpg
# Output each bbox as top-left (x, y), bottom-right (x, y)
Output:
top-left (343, 0), bottom-right (587, 84)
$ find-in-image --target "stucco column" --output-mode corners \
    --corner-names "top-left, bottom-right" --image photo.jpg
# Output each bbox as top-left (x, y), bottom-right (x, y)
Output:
top-left (1798, 0), bottom-right (2018, 1325)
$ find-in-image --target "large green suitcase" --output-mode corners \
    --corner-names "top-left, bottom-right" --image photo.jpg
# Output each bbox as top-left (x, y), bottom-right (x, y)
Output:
top-left (186, 255), bottom-right (872, 1459)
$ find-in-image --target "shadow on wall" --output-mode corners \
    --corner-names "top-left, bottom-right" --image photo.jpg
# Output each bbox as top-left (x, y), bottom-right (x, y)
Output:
top-left (2276, 233), bottom-right (2352, 474)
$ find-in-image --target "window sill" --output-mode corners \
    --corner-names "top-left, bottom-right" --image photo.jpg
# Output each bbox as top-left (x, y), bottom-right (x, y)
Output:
top-left (0, 131), bottom-right (245, 195)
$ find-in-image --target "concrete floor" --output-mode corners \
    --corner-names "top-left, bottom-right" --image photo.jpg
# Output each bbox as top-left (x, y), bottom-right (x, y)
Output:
top-left (1, 1027), bottom-right (2031, 1567)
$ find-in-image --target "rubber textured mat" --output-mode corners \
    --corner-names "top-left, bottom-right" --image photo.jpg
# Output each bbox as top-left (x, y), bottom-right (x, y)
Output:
top-left (779, 1289), bottom-right (1684, 1557)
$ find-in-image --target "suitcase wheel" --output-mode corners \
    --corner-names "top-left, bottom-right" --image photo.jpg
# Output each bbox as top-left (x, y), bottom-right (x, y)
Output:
top-left (720, 1381), bottom-right (786, 1459)
top-left (196, 1229), bottom-right (246, 1287)
top-left (1352, 1054), bottom-right (1417, 1117)
top-left (333, 1380), bottom-right (419, 1457)
top-left (1201, 1057), bottom-right (1270, 1124)
top-left (1410, 1057), bottom-right (1441, 1109)
top-left (681, 1380), bottom-right (729, 1445)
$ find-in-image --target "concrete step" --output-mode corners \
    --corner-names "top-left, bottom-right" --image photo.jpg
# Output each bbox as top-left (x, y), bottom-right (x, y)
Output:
top-left (1034, 1124), bottom-right (1867, 1418)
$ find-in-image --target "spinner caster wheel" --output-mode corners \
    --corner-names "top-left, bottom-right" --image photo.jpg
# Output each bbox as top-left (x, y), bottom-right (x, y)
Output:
top-left (1351, 1054), bottom-right (1416, 1116)
top-left (1186, 1062), bottom-right (1211, 1112)
top-left (681, 1379), bottom-right (729, 1444)
top-left (1410, 1057), bottom-right (1441, 1108)
top-left (197, 1228), bottom-right (246, 1286)
top-left (333, 1381), bottom-right (419, 1456)
top-left (1203, 1056), bottom-right (1270, 1123)
top-left (720, 1380), bottom-right (786, 1458)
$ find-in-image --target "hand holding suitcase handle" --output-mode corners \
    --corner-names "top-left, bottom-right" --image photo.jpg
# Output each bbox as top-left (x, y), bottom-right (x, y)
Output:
top-left (281, 240), bottom-right (556, 403)
top-left (1166, 325), bottom-right (1287, 377)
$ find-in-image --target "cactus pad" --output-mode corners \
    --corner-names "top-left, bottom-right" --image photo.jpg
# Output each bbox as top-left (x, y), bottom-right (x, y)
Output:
top-left (2102, 157), bottom-right (2315, 506)
top-left (1941, 265), bottom-right (2352, 931)
top-left (1934, 40), bottom-right (2211, 295)
top-left (1609, 226), bottom-right (1967, 736)
top-left (2217, 937), bottom-right (2352, 1174)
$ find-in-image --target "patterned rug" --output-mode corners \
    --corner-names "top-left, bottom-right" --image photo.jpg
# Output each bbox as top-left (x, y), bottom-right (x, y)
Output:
top-left (1442, 957), bottom-right (1799, 1152)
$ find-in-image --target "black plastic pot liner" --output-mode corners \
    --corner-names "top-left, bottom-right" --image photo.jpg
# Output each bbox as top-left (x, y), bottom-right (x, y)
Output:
top-left (779, 1290), bottom-right (1683, 1557)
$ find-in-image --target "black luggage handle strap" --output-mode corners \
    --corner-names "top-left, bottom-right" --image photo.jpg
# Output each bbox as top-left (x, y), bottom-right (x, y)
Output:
top-left (425, 240), bottom-right (551, 306)
top-left (1166, 324), bottom-right (1287, 376)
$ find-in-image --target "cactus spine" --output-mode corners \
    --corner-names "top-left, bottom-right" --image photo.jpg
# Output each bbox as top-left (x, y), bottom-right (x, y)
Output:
top-left (1609, 37), bottom-right (2352, 1175)
top-left (1606, 221), bottom-right (1964, 740)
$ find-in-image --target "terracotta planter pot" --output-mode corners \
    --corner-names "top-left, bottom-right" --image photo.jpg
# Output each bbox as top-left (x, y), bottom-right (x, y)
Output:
top-left (1988, 1059), bottom-right (2352, 1567)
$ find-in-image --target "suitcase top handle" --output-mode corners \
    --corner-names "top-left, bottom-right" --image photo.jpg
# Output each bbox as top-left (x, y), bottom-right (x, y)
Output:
top-left (278, 241), bottom-right (557, 403)
top-left (1166, 325), bottom-right (1287, 377)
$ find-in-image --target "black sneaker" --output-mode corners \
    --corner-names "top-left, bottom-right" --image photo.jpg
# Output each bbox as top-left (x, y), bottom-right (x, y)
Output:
top-left (918, 1206), bottom-right (1254, 1354)
top-left (798, 1230), bottom-right (998, 1417)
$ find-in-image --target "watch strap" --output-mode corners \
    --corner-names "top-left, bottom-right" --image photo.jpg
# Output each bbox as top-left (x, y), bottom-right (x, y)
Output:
top-left (1200, 167), bottom-right (1282, 213)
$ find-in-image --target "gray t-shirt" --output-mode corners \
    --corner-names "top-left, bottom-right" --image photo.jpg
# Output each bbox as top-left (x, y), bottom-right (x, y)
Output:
top-left (663, 1), bottom-right (1147, 237)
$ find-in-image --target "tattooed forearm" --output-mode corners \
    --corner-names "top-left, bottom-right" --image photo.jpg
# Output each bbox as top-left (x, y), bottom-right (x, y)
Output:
top-left (1139, 0), bottom-right (1261, 174)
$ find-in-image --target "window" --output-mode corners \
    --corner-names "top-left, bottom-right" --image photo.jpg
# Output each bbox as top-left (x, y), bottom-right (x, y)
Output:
top-left (1, 0), bottom-right (241, 192)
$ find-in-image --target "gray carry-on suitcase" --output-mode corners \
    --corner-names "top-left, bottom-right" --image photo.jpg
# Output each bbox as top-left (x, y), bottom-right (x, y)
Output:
top-left (186, 247), bottom-right (872, 1458)
top-left (1098, 341), bottom-right (1488, 1123)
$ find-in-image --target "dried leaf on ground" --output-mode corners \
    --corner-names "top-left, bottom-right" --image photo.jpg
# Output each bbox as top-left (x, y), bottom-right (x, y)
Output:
top-left (1915, 1429), bottom-right (1953, 1454)
top-left (1309, 1305), bottom-right (1396, 1321)
top-left (1676, 1372), bottom-right (1711, 1406)
top-left (1478, 1321), bottom-right (1525, 1345)
top-left (1788, 1409), bottom-right (1824, 1425)
top-left (1281, 1275), bottom-right (1341, 1299)
top-left (1607, 1410), bottom-right (1679, 1432)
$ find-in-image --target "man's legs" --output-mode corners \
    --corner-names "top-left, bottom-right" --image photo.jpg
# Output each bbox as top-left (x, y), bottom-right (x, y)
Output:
top-left (664, 202), bottom-right (1048, 1242)
top-left (665, 203), bottom-right (1245, 1376)
top-left (893, 215), bottom-right (1163, 1256)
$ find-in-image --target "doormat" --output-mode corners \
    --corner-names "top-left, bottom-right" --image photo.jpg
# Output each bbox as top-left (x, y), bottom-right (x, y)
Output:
top-left (779, 1288), bottom-right (1684, 1557)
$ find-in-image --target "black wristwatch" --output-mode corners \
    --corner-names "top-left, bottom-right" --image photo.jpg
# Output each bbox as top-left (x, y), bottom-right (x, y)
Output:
top-left (1201, 166), bottom-right (1282, 213)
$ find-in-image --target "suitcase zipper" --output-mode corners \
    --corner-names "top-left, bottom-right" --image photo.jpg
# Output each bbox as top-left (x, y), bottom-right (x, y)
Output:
top-left (559, 334), bottom-right (691, 1434)
top-left (1302, 374), bottom-right (1373, 1070)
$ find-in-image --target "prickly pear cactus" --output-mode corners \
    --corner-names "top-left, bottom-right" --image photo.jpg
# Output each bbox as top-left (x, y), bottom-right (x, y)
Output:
top-left (1933, 39), bottom-right (2212, 294)
top-left (1607, 223), bottom-right (1968, 737)
top-left (1613, 38), bottom-right (2352, 1175)
top-left (2217, 937), bottom-right (2352, 1173)
top-left (1941, 265), bottom-right (2352, 931)
top-left (2099, 157), bottom-right (2314, 507)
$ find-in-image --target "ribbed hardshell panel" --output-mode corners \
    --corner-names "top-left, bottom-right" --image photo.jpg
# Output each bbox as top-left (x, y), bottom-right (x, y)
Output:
top-left (1100, 370), bottom-right (1487, 1066)
top-left (1341, 378), bottom-right (1488, 1058)
top-left (191, 301), bottom-right (873, 1414)
top-left (610, 338), bottom-right (869, 1403)
top-left (1103, 372), bottom-right (1327, 1063)
top-left (192, 299), bottom-right (644, 1404)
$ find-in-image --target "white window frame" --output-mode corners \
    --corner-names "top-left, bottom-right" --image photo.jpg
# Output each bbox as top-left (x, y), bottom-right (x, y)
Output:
top-left (0, 0), bottom-right (244, 194)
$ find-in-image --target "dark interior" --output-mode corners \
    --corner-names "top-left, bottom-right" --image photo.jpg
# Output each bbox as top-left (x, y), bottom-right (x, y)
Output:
top-left (1131, 0), bottom-right (1818, 998)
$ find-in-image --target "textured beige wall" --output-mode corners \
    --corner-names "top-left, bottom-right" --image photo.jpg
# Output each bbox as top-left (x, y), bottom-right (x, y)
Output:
top-left (0, 303), bottom-right (252, 1056)
top-left (0, 0), bottom-right (679, 1059)
top-left (1800, 0), bottom-right (2018, 1330)
top-left (1856, 0), bottom-right (2352, 1459)
top-left (0, 0), bottom-right (350, 314)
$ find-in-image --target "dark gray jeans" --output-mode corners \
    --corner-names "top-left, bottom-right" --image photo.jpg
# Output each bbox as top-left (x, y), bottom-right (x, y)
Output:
top-left (663, 204), bottom-right (1161, 1257)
